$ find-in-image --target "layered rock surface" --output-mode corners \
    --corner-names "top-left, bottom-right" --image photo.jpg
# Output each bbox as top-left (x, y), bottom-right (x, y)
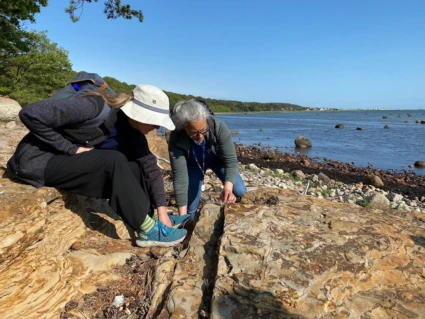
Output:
top-left (2, 121), bottom-right (425, 318)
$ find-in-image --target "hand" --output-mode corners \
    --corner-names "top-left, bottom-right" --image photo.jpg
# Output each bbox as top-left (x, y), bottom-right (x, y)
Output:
top-left (157, 206), bottom-right (172, 228)
top-left (76, 146), bottom-right (94, 154)
top-left (222, 181), bottom-right (236, 203)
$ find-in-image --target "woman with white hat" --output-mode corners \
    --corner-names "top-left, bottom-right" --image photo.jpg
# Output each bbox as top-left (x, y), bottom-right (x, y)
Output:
top-left (7, 84), bottom-right (188, 247)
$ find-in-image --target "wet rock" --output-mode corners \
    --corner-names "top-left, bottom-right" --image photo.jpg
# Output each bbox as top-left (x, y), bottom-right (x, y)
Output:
top-left (335, 123), bottom-right (344, 128)
top-left (384, 125), bottom-right (391, 129)
top-left (294, 136), bottom-right (312, 148)
top-left (414, 160), bottom-right (425, 168)
top-left (356, 127), bottom-right (365, 130)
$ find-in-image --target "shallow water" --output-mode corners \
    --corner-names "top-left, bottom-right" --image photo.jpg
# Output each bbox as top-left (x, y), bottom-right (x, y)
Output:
top-left (218, 109), bottom-right (425, 175)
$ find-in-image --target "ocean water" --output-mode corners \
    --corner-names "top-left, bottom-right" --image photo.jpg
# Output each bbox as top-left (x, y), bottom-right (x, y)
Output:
top-left (218, 109), bottom-right (425, 175)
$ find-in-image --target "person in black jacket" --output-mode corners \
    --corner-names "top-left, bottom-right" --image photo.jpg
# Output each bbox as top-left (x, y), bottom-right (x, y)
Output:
top-left (7, 84), bottom-right (188, 247)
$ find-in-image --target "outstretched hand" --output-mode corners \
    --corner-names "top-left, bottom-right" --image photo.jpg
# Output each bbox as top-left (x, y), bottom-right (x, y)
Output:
top-left (222, 181), bottom-right (236, 203)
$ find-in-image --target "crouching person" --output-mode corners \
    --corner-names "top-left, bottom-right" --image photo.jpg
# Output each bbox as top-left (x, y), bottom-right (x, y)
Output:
top-left (168, 99), bottom-right (246, 219)
top-left (7, 84), bottom-right (189, 247)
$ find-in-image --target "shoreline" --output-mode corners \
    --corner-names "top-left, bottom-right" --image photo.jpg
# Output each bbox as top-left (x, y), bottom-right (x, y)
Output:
top-left (234, 143), bottom-right (425, 201)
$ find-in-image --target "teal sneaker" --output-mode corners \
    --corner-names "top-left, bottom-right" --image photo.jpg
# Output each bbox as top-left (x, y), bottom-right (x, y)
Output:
top-left (136, 220), bottom-right (187, 248)
top-left (152, 211), bottom-right (191, 229)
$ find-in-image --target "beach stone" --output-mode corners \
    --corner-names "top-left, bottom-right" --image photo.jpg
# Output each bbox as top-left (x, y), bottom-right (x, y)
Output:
top-left (335, 123), bottom-right (344, 128)
top-left (364, 175), bottom-right (384, 188)
top-left (356, 127), bottom-right (365, 130)
top-left (414, 160), bottom-right (425, 168)
top-left (368, 193), bottom-right (390, 210)
top-left (384, 125), bottom-right (391, 129)
top-left (249, 163), bottom-right (259, 171)
top-left (387, 192), bottom-right (404, 203)
top-left (275, 169), bottom-right (284, 175)
top-left (0, 97), bottom-right (21, 121)
top-left (291, 170), bottom-right (306, 179)
top-left (318, 172), bottom-right (331, 184)
top-left (5, 121), bottom-right (16, 129)
top-left (294, 135), bottom-right (312, 148)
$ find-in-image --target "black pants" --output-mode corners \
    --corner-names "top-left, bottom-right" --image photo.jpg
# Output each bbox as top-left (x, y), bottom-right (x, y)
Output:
top-left (44, 149), bottom-right (150, 230)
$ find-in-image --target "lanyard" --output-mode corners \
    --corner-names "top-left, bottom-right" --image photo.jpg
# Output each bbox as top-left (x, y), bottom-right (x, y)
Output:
top-left (192, 142), bottom-right (205, 177)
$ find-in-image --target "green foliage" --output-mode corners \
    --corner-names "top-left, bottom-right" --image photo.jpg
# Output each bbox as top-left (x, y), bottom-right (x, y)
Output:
top-left (0, 1), bottom-right (48, 61)
top-left (211, 104), bottom-right (232, 113)
top-left (1, 31), bottom-right (73, 106)
top-left (356, 199), bottom-right (372, 208)
top-left (103, 76), bottom-right (135, 93)
top-left (66, 0), bottom-right (143, 22)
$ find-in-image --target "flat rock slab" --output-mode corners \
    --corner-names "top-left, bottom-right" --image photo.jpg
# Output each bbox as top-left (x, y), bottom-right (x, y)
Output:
top-left (212, 188), bottom-right (425, 318)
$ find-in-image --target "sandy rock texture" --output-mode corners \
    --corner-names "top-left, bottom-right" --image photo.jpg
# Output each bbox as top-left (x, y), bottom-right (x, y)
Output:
top-left (212, 188), bottom-right (425, 318)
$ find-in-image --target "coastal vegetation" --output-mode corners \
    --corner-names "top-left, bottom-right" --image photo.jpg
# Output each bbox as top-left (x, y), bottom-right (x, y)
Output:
top-left (0, 2), bottom-right (308, 112)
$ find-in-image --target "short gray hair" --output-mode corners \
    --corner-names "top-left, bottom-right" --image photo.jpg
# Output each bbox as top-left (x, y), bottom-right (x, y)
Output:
top-left (171, 99), bottom-right (211, 131)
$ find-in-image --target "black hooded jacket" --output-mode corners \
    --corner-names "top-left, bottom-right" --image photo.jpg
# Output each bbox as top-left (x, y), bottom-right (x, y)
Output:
top-left (7, 95), bottom-right (166, 207)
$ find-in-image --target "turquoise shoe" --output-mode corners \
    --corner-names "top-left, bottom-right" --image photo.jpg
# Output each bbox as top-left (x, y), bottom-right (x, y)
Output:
top-left (152, 210), bottom-right (191, 229)
top-left (136, 220), bottom-right (187, 248)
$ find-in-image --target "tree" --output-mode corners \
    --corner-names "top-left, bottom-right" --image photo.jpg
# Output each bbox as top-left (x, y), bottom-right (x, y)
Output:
top-left (0, 1), bottom-right (48, 58)
top-left (66, 0), bottom-right (143, 22)
top-left (1, 31), bottom-right (73, 105)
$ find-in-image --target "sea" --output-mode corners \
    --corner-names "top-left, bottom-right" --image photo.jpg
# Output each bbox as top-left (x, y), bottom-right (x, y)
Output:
top-left (217, 109), bottom-right (425, 176)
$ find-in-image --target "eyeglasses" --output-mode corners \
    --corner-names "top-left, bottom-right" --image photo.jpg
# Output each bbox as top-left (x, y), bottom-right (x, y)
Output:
top-left (187, 125), bottom-right (209, 138)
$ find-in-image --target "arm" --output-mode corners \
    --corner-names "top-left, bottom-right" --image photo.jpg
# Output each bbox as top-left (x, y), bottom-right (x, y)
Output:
top-left (168, 132), bottom-right (190, 212)
top-left (214, 118), bottom-right (239, 203)
top-left (19, 96), bottom-right (102, 155)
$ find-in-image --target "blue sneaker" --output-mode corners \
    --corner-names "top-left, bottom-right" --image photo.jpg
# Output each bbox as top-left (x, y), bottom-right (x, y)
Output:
top-left (169, 214), bottom-right (191, 229)
top-left (136, 220), bottom-right (187, 248)
top-left (152, 210), bottom-right (191, 229)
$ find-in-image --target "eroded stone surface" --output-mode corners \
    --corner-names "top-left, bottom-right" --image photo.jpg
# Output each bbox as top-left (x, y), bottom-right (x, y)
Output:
top-left (212, 188), bottom-right (425, 318)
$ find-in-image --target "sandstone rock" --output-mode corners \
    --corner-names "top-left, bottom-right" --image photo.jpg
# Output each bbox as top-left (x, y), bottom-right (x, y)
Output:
top-left (0, 97), bottom-right (21, 121)
top-left (211, 188), bottom-right (425, 318)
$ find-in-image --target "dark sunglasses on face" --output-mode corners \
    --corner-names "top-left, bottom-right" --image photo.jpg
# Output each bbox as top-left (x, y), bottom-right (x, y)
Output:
top-left (188, 125), bottom-right (209, 138)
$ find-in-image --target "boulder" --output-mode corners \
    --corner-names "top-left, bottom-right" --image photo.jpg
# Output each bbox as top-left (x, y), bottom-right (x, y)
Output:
top-left (294, 135), bottom-right (312, 148)
top-left (356, 127), bottom-right (365, 130)
top-left (364, 175), bottom-right (384, 188)
top-left (0, 97), bottom-right (21, 121)
top-left (384, 125), bottom-right (391, 129)
top-left (335, 123), bottom-right (344, 128)
top-left (414, 160), bottom-right (425, 168)
top-left (368, 193), bottom-right (390, 210)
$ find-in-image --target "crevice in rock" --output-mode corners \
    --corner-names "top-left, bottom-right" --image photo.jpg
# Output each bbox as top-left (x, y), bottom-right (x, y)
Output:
top-left (199, 206), bottom-right (225, 317)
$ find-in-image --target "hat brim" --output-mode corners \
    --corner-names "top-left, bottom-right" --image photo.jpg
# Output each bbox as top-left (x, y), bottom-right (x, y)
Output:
top-left (121, 100), bottom-right (175, 130)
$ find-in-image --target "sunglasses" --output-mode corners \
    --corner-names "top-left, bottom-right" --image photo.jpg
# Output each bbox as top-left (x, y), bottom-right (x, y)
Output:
top-left (187, 125), bottom-right (210, 138)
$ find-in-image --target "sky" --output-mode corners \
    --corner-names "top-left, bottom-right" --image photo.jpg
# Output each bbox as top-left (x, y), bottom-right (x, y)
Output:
top-left (29, 0), bottom-right (425, 109)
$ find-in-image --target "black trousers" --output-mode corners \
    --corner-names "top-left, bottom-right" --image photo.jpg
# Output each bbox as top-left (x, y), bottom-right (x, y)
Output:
top-left (44, 149), bottom-right (150, 230)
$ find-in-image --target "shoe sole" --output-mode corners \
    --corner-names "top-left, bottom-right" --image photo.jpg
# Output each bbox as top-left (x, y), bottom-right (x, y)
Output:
top-left (135, 234), bottom-right (186, 248)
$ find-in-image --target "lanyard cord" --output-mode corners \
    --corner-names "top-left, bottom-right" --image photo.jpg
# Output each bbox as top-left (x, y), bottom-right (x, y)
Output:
top-left (192, 142), bottom-right (205, 177)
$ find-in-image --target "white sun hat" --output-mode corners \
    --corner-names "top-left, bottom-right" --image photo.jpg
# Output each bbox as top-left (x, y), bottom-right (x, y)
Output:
top-left (120, 84), bottom-right (175, 130)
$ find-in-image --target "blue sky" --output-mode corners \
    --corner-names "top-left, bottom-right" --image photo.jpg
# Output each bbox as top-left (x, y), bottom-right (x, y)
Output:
top-left (30, 0), bottom-right (425, 109)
